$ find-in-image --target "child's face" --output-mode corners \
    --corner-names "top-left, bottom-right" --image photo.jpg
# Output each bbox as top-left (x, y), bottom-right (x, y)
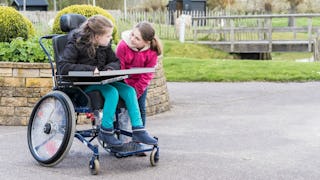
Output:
top-left (95, 28), bottom-right (113, 46)
top-left (130, 28), bottom-right (149, 49)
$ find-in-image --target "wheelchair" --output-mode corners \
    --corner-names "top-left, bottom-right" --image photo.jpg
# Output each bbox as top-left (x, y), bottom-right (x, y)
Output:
top-left (27, 14), bottom-right (159, 175)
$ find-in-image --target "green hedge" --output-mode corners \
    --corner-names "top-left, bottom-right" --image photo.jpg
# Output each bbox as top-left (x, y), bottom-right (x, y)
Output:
top-left (52, 5), bottom-right (119, 43)
top-left (0, 6), bottom-right (35, 43)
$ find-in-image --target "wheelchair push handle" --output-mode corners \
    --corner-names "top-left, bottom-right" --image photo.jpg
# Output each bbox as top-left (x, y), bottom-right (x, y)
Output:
top-left (39, 34), bottom-right (59, 63)
top-left (39, 34), bottom-right (59, 87)
top-left (40, 34), bottom-right (59, 40)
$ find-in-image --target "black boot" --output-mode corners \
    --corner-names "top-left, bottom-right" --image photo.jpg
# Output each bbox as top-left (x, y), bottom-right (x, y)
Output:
top-left (98, 127), bottom-right (123, 147)
top-left (132, 127), bottom-right (158, 145)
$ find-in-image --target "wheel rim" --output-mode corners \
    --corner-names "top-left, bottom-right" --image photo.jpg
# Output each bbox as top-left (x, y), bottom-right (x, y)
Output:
top-left (30, 97), bottom-right (68, 161)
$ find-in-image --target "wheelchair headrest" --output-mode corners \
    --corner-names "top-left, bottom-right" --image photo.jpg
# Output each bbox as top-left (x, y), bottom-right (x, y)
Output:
top-left (60, 14), bottom-right (87, 32)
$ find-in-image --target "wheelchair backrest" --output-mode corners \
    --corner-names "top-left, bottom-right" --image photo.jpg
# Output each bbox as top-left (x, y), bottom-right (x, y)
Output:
top-left (53, 35), bottom-right (68, 75)
top-left (51, 14), bottom-right (105, 111)
top-left (53, 14), bottom-right (87, 75)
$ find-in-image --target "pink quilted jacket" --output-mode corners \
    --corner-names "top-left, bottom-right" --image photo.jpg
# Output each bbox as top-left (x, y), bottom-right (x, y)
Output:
top-left (116, 31), bottom-right (158, 98)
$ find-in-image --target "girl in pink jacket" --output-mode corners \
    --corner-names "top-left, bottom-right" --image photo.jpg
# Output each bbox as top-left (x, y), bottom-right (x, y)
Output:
top-left (116, 21), bottom-right (162, 126)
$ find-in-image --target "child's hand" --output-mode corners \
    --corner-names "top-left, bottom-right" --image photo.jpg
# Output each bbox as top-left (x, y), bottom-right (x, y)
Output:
top-left (94, 67), bottom-right (100, 75)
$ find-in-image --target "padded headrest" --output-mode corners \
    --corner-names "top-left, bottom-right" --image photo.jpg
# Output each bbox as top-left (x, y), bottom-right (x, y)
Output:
top-left (60, 14), bottom-right (87, 32)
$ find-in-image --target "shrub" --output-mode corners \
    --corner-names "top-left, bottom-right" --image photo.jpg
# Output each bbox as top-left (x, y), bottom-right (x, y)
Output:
top-left (0, 37), bottom-right (50, 63)
top-left (23, 16), bottom-right (36, 37)
top-left (52, 5), bottom-right (119, 43)
top-left (0, 6), bottom-right (35, 42)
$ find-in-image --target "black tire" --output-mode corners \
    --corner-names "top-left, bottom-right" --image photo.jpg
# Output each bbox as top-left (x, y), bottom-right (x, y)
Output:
top-left (89, 159), bottom-right (100, 175)
top-left (27, 91), bottom-right (76, 167)
top-left (150, 148), bottom-right (159, 166)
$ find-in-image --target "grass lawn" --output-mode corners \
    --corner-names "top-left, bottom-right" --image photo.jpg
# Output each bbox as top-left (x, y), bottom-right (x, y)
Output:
top-left (272, 17), bottom-right (320, 27)
top-left (162, 40), bottom-right (320, 82)
top-left (164, 57), bottom-right (320, 82)
top-left (152, 16), bottom-right (320, 82)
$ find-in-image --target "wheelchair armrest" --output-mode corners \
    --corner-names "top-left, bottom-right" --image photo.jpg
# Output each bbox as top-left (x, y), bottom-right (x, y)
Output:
top-left (56, 75), bottom-right (128, 86)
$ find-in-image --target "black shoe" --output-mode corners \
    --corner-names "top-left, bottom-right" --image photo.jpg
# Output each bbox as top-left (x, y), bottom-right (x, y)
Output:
top-left (132, 127), bottom-right (158, 145)
top-left (99, 127), bottom-right (123, 147)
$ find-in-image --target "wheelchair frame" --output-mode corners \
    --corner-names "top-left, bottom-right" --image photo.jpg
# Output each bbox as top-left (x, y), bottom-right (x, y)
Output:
top-left (27, 14), bottom-right (159, 175)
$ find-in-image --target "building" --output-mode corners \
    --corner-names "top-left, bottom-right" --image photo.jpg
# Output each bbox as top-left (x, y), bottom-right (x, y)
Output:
top-left (167, 0), bottom-right (207, 12)
top-left (11, 0), bottom-right (48, 11)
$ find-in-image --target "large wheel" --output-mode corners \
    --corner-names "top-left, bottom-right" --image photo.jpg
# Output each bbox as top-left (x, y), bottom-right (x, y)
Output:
top-left (27, 91), bottom-right (76, 167)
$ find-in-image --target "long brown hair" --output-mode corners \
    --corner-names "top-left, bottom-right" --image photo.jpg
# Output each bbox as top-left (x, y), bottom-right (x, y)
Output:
top-left (135, 21), bottom-right (162, 55)
top-left (76, 15), bottom-right (113, 58)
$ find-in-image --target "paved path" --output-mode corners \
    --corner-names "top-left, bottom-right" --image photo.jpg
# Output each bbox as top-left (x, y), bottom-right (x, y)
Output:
top-left (1, 82), bottom-right (320, 179)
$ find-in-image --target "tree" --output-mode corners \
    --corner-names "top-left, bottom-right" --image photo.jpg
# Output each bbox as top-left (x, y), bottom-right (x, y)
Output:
top-left (287, 0), bottom-right (303, 13)
top-left (96, 0), bottom-right (124, 10)
top-left (125, 0), bottom-right (168, 11)
top-left (46, 0), bottom-right (124, 11)
top-left (207, 0), bottom-right (235, 11)
top-left (264, 0), bottom-right (273, 14)
top-left (286, 0), bottom-right (304, 26)
top-left (0, 0), bottom-right (8, 5)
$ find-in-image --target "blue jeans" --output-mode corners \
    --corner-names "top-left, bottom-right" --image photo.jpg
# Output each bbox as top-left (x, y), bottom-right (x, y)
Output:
top-left (138, 89), bottom-right (147, 126)
top-left (84, 82), bottom-right (143, 129)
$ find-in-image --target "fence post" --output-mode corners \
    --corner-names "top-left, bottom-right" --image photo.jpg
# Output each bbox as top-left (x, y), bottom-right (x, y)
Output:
top-left (179, 15), bottom-right (186, 43)
top-left (193, 18), bottom-right (198, 44)
top-left (268, 17), bottom-right (272, 52)
top-left (308, 17), bottom-right (312, 52)
top-left (314, 36), bottom-right (320, 61)
top-left (230, 18), bottom-right (234, 52)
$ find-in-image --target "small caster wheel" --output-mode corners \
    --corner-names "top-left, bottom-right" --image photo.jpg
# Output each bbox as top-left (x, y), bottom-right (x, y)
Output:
top-left (89, 159), bottom-right (100, 175)
top-left (150, 148), bottom-right (159, 166)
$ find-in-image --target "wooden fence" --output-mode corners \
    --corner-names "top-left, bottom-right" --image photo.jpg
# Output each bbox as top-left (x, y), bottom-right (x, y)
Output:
top-left (21, 10), bottom-right (229, 40)
top-left (21, 10), bottom-right (320, 46)
top-left (192, 14), bottom-right (320, 54)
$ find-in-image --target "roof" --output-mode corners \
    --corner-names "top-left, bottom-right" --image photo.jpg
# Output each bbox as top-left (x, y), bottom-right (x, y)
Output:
top-left (11, 0), bottom-right (48, 6)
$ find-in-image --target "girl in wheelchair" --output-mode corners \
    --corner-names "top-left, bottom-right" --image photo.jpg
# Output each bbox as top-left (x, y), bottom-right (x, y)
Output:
top-left (58, 15), bottom-right (158, 148)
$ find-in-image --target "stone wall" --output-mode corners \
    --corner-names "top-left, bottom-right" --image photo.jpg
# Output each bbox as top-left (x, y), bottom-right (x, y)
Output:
top-left (0, 60), bottom-right (170, 126)
top-left (145, 58), bottom-right (171, 116)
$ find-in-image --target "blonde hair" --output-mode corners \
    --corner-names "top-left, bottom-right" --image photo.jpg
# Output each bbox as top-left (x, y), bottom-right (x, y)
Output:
top-left (135, 21), bottom-right (162, 55)
top-left (76, 15), bottom-right (113, 58)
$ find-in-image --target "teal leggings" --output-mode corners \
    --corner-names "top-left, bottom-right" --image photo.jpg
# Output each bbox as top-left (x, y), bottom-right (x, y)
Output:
top-left (84, 82), bottom-right (142, 129)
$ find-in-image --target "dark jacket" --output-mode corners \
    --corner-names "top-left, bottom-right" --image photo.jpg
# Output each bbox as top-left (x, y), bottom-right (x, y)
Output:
top-left (59, 32), bottom-right (120, 76)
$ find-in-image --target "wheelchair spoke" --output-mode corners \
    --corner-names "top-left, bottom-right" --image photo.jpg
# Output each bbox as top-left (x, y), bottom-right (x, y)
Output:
top-left (34, 132), bottom-right (57, 151)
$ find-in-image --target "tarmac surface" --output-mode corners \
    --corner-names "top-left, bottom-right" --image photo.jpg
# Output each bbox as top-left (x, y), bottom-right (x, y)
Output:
top-left (2, 82), bottom-right (320, 179)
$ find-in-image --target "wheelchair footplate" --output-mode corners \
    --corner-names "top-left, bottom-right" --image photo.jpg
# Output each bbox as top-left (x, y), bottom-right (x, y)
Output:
top-left (100, 140), bottom-right (160, 166)
top-left (109, 142), bottom-right (153, 157)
